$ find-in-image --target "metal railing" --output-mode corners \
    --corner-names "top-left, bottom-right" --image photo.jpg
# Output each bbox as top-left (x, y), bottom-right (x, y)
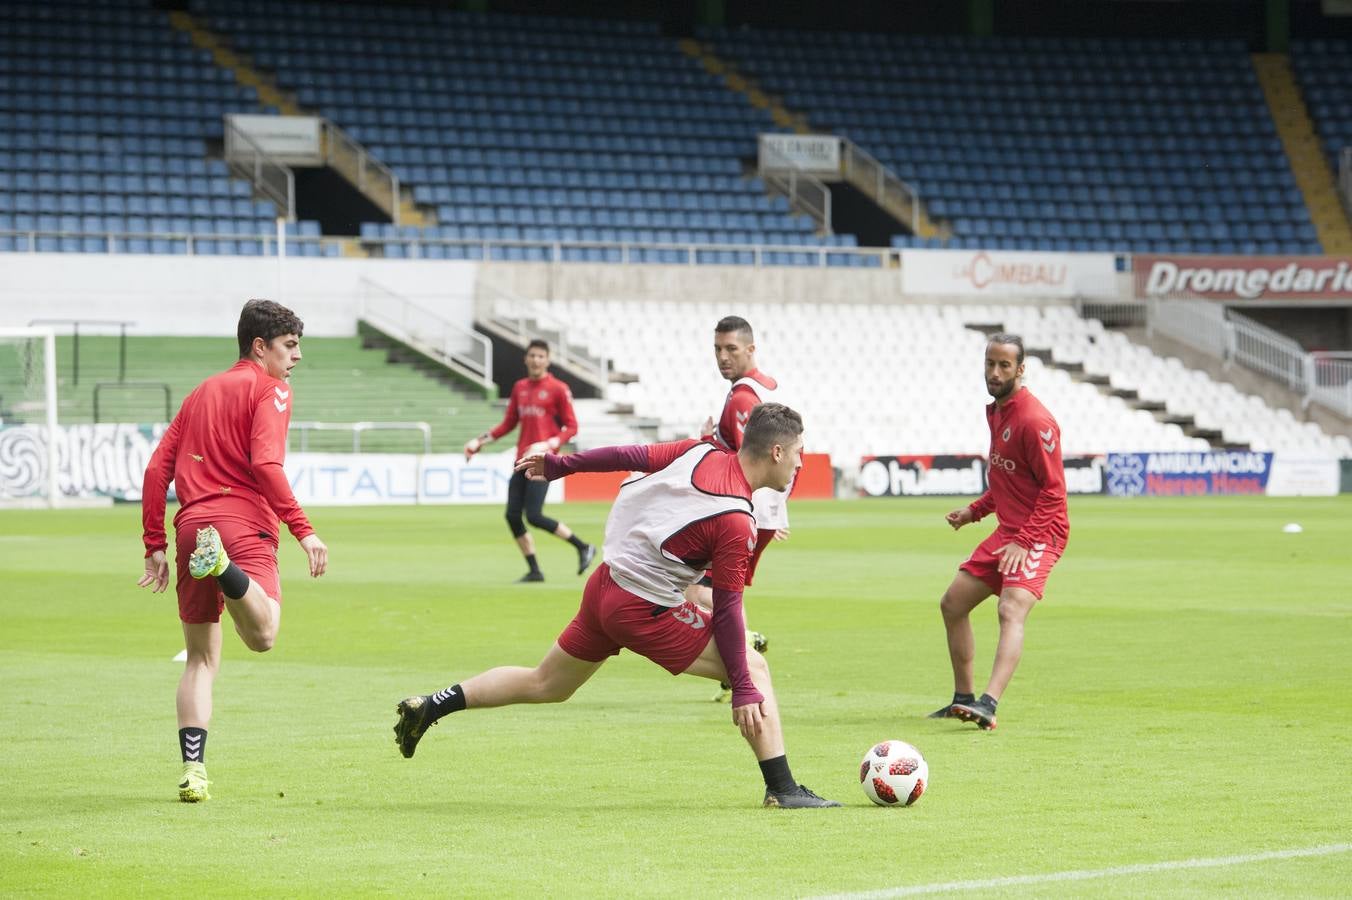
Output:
top-left (1310, 352), bottom-right (1352, 418)
top-left (0, 229), bottom-right (892, 268)
top-left (841, 140), bottom-right (921, 235)
top-left (1146, 296), bottom-right (1229, 359)
top-left (1228, 312), bottom-right (1309, 392)
top-left (2, 229), bottom-right (325, 256)
top-left (224, 116), bottom-right (295, 222)
top-left (757, 137), bottom-right (833, 234)
top-left (290, 420), bottom-right (432, 454)
top-left (1073, 297), bottom-right (1146, 328)
top-left (357, 277), bottom-right (494, 395)
top-left (371, 235), bottom-right (890, 268)
top-left (1147, 295), bottom-right (1352, 416)
top-left (476, 280), bottom-right (610, 389)
top-left (27, 318), bottom-right (135, 386)
top-left (93, 381), bottom-right (170, 423)
top-left (322, 119), bottom-right (401, 225)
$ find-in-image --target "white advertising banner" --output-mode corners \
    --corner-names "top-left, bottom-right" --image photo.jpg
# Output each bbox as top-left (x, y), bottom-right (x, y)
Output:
top-left (901, 249), bottom-right (1118, 298)
top-left (758, 133), bottom-right (841, 175)
top-left (226, 114), bottom-right (322, 165)
top-left (1264, 456), bottom-right (1340, 497)
top-left (285, 451), bottom-right (562, 506)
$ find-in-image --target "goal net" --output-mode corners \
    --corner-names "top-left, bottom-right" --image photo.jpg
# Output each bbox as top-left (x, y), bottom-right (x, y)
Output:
top-left (0, 327), bottom-right (59, 507)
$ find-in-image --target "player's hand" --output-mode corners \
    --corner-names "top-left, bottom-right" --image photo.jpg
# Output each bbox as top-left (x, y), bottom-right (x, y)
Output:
top-left (137, 550), bottom-right (169, 593)
top-left (773, 528), bottom-right (790, 542)
top-left (300, 533), bottom-right (328, 578)
top-left (699, 416), bottom-right (716, 438)
top-left (945, 507), bottom-right (974, 530)
top-left (732, 700), bottom-right (765, 740)
top-left (463, 437), bottom-right (482, 461)
top-left (995, 541), bottom-right (1029, 576)
top-left (514, 452), bottom-right (548, 481)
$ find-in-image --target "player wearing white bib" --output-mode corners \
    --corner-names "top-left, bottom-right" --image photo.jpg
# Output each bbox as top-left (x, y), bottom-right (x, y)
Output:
top-left (393, 404), bottom-right (840, 808)
top-left (694, 316), bottom-right (792, 700)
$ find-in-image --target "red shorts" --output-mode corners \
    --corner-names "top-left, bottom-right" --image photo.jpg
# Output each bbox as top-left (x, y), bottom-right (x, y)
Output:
top-left (174, 517), bottom-right (282, 624)
top-left (959, 531), bottom-right (1063, 600)
top-left (557, 564), bottom-right (713, 674)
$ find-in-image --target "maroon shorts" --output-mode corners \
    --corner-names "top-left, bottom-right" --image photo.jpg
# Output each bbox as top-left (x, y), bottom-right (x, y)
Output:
top-left (557, 564), bottom-right (714, 674)
top-left (959, 531), bottom-right (1063, 600)
top-left (174, 518), bottom-right (282, 624)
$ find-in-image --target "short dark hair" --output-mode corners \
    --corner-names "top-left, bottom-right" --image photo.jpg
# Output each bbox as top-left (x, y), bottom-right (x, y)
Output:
top-left (237, 299), bottom-right (303, 358)
top-left (526, 339), bottom-right (550, 354)
top-left (715, 316), bottom-right (754, 342)
top-left (987, 332), bottom-right (1025, 364)
top-left (741, 402), bottom-right (803, 457)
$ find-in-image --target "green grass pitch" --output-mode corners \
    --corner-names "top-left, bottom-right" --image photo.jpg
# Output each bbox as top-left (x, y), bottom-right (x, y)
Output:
top-left (2, 497), bottom-right (1350, 897)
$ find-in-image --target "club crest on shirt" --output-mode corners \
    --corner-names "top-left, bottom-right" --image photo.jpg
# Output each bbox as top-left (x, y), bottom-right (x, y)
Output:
top-left (538, 389), bottom-right (549, 400)
top-left (1001, 426), bottom-right (1011, 442)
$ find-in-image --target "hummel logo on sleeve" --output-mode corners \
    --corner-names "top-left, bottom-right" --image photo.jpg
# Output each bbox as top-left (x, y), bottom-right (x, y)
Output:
top-left (274, 387), bottom-right (290, 400)
top-left (1039, 427), bottom-right (1056, 452)
top-left (273, 398), bottom-right (288, 413)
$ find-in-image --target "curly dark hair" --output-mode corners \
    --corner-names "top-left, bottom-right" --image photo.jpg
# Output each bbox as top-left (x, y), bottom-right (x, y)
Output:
top-left (237, 299), bottom-right (304, 358)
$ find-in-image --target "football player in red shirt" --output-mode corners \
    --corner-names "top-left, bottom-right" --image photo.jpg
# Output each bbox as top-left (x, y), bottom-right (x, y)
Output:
top-left (930, 334), bottom-right (1069, 731)
top-left (138, 299), bottom-right (328, 801)
top-left (394, 404), bottom-right (840, 808)
top-left (464, 339), bottom-right (595, 582)
top-left (694, 316), bottom-right (787, 699)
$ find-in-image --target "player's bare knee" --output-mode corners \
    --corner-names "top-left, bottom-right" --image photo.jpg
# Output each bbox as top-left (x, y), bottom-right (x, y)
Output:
top-left (242, 630), bottom-right (275, 653)
top-left (996, 594), bottom-right (1033, 627)
top-left (746, 648), bottom-right (771, 684)
top-left (940, 591), bottom-right (966, 620)
top-left (535, 675), bottom-right (576, 703)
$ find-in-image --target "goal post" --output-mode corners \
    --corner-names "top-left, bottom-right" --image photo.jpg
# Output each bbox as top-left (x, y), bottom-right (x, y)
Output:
top-left (0, 326), bottom-right (60, 507)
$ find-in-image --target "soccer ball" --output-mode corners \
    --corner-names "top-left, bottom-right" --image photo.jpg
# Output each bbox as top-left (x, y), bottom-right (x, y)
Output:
top-left (859, 739), bottom-right (928, 807)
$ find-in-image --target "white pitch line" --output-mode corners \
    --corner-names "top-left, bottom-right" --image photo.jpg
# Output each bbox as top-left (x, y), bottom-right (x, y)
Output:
top-left (814, 843), bottom-right (1352, 899)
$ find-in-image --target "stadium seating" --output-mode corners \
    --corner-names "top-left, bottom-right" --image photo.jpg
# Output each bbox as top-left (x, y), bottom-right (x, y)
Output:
top-left (504, 297), bottom-right (1350, 464)
top-left (192, 0), bottom-right (862, 262)
top-left (0, 0), bottom-right (328, 256)
top-left (1290, 39), bottom-right (1352, 174)
top-left (22, 335), bottom-right (500, 451)
top-left (702, 27), bottom-right (1322, 255)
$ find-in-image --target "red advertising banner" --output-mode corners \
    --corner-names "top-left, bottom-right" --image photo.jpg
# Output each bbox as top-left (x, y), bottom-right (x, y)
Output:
top-left (562, 453), bottom-right (835, 502)
top-left (1135, 255), bottom-right (1352, 301)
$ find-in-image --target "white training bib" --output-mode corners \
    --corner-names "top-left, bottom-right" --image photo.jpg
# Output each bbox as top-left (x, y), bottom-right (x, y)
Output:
top-left (602, 443), bottom-right (753, 607)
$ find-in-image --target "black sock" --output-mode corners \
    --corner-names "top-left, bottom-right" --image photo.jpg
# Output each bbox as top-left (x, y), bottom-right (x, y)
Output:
top-left (179, 727), bottom-right (207, 763)
top-left (217, 562), bottom-right (250, 600)
top-left (525, 554), bottom-right (540, 574)
top-left (428, 684), bottom-right (467, 723)
top-left (979, 693), bottom-right (998, 710)
top-left (953, 692), bottom-right (976, 706)
top-left (566, 534), bottom-right (587, 551)
top-left (758, 755), bottom-right (797, 794)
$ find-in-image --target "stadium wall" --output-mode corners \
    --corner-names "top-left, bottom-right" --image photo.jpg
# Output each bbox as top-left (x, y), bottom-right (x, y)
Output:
top-left (0, 255), bottom-right (477, 337)
top-left (477, 254), bottom-right (1129, 305)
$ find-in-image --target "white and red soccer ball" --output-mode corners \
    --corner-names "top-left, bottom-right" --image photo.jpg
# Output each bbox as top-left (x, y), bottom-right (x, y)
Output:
top-left (859, 739), bottom-right (928, 807)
